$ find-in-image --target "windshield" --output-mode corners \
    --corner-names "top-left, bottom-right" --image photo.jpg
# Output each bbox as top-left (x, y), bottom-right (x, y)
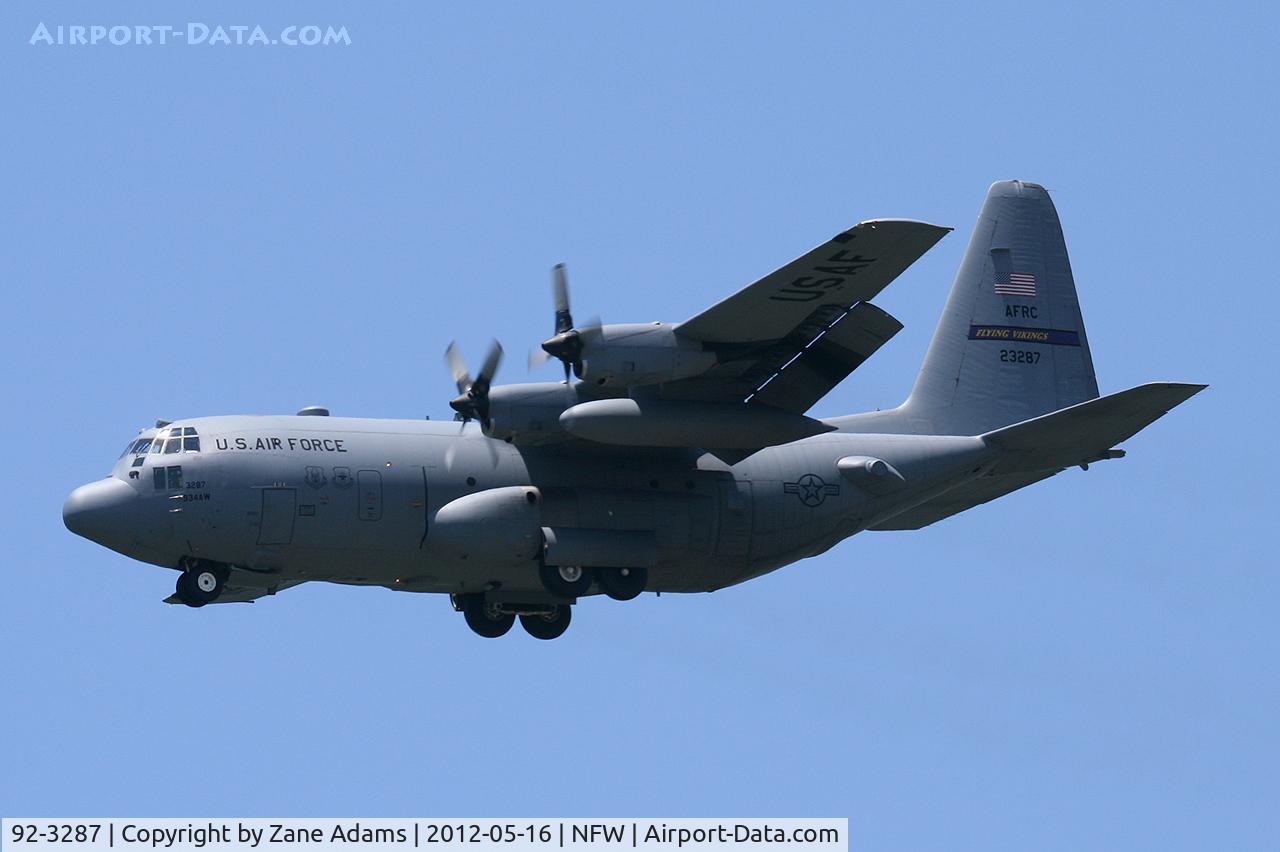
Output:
top-left (120, 436), bottom-right (154, 458)
top-left (145, 426), bottom-right (201, 455)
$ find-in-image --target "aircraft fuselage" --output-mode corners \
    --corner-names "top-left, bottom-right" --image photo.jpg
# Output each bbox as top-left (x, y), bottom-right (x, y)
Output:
top-left (70, 413), bottom-right (991, 600)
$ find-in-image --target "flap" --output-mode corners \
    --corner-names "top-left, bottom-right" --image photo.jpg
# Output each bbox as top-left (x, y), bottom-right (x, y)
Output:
top-left (750, 301), bottom-right (904, 412)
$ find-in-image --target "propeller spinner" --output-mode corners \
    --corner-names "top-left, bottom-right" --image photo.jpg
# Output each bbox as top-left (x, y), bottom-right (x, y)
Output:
top-left (445, 340), bottom-right (503, 426)
top-left (537, 263), bottom-right (599, 382)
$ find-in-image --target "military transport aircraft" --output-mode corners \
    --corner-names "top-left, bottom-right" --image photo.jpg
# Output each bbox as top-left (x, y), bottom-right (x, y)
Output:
top-left (63, 181), bottom-right (1204, 639)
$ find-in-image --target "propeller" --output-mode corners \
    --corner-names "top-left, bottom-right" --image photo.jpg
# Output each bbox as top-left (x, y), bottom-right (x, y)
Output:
top-left (536, 263), bottom-right (600, 383)
top-left (445, 340), bottom-right (503, 427)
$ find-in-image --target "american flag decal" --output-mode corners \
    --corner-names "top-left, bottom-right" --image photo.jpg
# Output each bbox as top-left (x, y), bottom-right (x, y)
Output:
top-left (995, 271), bottom-right (1037, 297)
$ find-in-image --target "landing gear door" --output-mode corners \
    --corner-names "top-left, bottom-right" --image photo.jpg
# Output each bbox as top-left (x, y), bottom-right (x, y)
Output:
top-left (258, 488), bottom-right (297, 545)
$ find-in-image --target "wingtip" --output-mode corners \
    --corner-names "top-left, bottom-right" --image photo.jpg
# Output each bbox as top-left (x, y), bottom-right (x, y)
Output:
top-left (1138, 381), bottom-right (1209, 405)
top-left (850, 217), bottom-right (952, 231)
top-left (1162, 381), bottom-right (1209, 393)
top-left (836, 219), bottom-right (952, 245)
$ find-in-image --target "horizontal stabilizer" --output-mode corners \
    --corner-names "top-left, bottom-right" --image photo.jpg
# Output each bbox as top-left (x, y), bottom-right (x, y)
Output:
top-left (982, 382), bottom-right (1207, 474)
top-left (871, 382), bottom-right (1205, 530)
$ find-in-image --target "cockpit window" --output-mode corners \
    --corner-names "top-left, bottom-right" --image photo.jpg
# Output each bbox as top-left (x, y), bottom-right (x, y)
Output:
top-left (121, 436), bottom-right (156, 458)
top-left (140, 427), bottom-right (199, 456)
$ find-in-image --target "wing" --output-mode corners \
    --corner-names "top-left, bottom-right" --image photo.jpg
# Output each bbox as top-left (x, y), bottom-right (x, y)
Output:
top-left (665, 217), bottom-right (957, 411)
top-left (676, 219), bottom-right (950, 344)
top-left (164, 577), bottom-right (305, 605)
top-left (663, 219), bottom-right (949, 413)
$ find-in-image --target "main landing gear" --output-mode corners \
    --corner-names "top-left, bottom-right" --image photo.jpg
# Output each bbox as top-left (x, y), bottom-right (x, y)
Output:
top-left (519, 605), bottom-right (572, 640)
top-left (454, 594), bottom-right (573, 641)
top-left (538, 563), bottom-right (649, 601)
top-left (453, 560), bottom-right (649, 640)
top-left (174, 558), bottom-right (228, 608)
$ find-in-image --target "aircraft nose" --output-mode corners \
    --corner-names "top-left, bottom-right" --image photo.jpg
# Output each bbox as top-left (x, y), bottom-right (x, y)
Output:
top-left (63, 478), bottom-right (138, 550)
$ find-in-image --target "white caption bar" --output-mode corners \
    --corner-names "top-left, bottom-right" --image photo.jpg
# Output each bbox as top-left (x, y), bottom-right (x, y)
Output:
top-left (3, 821), bottom-right (846, 852)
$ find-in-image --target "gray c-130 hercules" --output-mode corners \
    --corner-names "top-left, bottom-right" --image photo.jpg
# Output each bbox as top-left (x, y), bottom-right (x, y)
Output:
top-left (64, 181), bottom-right (1204, 639)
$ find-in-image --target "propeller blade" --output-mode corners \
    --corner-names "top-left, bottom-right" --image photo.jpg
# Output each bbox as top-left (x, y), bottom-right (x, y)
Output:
top-left (578, 315), bottom-right (604, 345)
top-left (553, 263), bottom-right (573, 334)
top-left (444, 342), bottom-right (471, 395)
top-left (475, 340), bottom-right (503, 391)
top-left (528, 347), bottom-right (551, 372)
top-left (445, 341), bottom-right (502, 425)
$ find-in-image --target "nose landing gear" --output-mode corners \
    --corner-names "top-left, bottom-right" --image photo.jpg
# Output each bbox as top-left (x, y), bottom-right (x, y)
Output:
top-left (174, 558), bottom-right (229, 608)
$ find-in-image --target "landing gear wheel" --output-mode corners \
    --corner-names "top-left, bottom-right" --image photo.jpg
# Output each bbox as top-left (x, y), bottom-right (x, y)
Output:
top-left (461, 595), bottom-right (515, 638)
top-left (192, 566), bottom-right (223, 597)
top-left (520, 604), bottom-right (572, 640)
top-left (597, 566), bottom-right (648, 601)
top-left (175, 571), bottom-right (207, 608)
top-left (175, 562), bottom-right (226, 607)
top-left (539, 562), bottom-right (592, 598)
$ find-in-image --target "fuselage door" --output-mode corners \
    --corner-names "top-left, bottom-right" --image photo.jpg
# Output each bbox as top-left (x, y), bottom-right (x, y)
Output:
top-left (358, 470), bottom-right (383, 521)
top-left (258, 488), bottom-right (297, 545)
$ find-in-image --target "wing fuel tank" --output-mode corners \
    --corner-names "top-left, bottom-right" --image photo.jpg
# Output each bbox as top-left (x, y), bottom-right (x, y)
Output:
top-left (559, 398), bottom-right (834, 449)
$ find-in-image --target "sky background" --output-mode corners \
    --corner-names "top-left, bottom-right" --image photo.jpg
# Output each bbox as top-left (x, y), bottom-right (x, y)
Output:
top-left (1, 2), bottom-right (1277, 849)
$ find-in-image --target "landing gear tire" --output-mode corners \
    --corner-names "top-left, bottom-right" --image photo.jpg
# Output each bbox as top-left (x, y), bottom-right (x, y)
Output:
top-left (175, 565), bottom-right (223, 608)
top-left (461, 595), bottom-right (516, 638)
top-left (539, 562), bottom-right (592, 598)
top-left (597, 566), bottom-right (648, 601)
top-left (520, 604), bottom-right (572, 640)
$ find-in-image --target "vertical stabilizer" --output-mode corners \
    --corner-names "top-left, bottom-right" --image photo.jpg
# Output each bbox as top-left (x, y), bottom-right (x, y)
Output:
top-left (895, 180), bottom-right (1098, 435)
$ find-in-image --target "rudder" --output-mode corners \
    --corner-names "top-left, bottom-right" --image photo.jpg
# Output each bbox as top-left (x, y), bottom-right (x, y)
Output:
top-left (901, 180), bottom-right (1099, 435)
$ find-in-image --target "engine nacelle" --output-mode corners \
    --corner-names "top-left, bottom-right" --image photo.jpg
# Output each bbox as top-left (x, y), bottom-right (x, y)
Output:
top-left (483, 382), bottom-right (626, 444)
top-left (431, 486), bottom-right (542, 566)
top-left (576, 323), bottom-right (716, 388)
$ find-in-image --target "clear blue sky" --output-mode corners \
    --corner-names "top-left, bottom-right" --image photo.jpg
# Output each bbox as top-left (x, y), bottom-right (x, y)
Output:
top-left (2, 2), bottom-right (1276, 849)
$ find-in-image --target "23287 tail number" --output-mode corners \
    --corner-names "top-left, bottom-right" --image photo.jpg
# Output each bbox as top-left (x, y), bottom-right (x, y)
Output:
top-left (1000, 349), bottom-right (1041, 364)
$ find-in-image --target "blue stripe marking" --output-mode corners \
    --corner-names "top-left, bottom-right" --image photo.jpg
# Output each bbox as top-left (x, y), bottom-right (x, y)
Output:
top-left (968, 325), bottom-right (1081, 346)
